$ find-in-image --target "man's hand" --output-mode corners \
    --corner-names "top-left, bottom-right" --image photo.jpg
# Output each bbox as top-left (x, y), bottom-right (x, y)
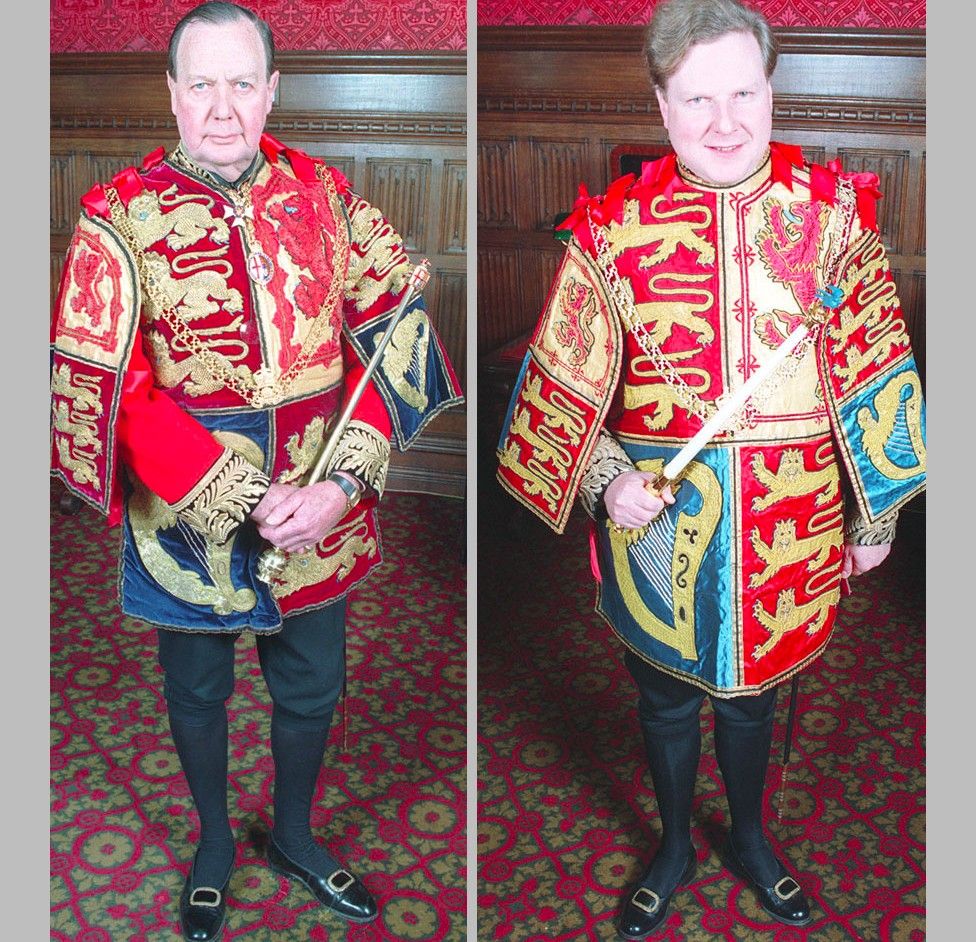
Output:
top-left (251, 482), bottom-right (300, 524)
top-left (251, 481), bottom-right (349, 554)
top-left (841, 542), bottom-right (892, 579)
top-left (604, 471), bottom-right (675, 529)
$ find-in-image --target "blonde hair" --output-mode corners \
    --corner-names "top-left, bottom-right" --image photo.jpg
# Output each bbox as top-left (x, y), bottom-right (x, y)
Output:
top-left (644, 0), bottom-right (777, 90)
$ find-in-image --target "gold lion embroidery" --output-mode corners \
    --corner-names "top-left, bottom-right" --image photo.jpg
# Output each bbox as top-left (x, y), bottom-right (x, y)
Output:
top-left (125, 186), bottom-right (229, 251)
top-left (273, 514), bottom-right (377, 598)
top-left (857, 371), bottom-right (926, 481)
top-left (345, 199), bottom-right (411, 311)
top-left (623, 348), bottom-right (711, 431)
top-left (748, 519), bottom-right (832, 588)
top-left (751, 449), bottom-right (839, 511)
top-left (51, 364), bottom-right (104, 489)
top-left (279, 416), bottom-right (327, 485)
top-left (752, 588), bottom-right (831, 660)
top-left (828, 233), bottom-right (909, 393)
top-left (498, 439), bottom-right (561, 511)
top-left (606, 194), bottom-right (715, 268)
top-left (519, 373), bottom-right (587, 443)
top-left (145, 322), bottom-right (250, 397)
top-left (633, 271), bottom-right (715, 346)
top-left (142, 251), bottom-right (244, 322)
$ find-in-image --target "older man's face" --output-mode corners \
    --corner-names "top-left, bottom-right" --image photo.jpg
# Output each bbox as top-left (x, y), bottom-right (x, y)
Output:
top-left (167, 18), bottom-right (278, 181)
top-left (656, 30), bottom-right (773, 187)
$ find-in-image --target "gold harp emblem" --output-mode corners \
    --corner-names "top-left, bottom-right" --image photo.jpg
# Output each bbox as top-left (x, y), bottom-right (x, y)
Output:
top-left (379, 308), bottom-right (429, 410)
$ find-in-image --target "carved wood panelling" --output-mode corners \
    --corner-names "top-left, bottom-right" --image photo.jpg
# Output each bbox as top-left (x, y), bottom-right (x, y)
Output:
top-left (50, 154), bottom-right (76, 235)
top-left (529, 139), bottom-right (586, 231)
top-left (917, 153), bottom-right (926, 256)
top-left (439, 160), bottom-right (467, 255)
top-left (429, 270), bottom-right (467, 385)
top-left (477, 139), bottom-right (517, 228)
top-left (891, 269), bottom-right (926, 384)
top-left (51, 252), bottom-right (66, 315)
top-left (363, 158), bottom-right (432, 252)
top-left (535, 248), bottom-right (564, 320)
top-left (836, 148), bottom-right (910, 253)
top-left (477, 247), bottom-right (522, 349)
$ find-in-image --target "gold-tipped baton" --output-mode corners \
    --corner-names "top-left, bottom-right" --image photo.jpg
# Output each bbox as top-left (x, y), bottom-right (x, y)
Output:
top-left (255, 259), bottom-right (432, 583)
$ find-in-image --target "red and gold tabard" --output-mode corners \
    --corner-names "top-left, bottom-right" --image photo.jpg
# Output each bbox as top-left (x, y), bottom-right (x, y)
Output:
top-left (497, 143), bottom-right (925, 695)
top-left (52, 134), bottom-right (462, 632)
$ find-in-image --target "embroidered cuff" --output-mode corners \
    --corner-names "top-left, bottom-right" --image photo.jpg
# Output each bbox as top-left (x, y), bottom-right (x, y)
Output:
top-left (328, 420), bottom-right (391, 497)
top-left (579, 430), bottom-right (635, 517)
top-left (170, 448), bottom-right (270, 544)
top-left (845, 508), bottom-right (898, 546)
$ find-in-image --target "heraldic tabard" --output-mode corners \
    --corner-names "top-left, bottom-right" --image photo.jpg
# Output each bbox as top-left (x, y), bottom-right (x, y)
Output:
top-left (52, 133), bottom-right (462, 633)
top-left (497, 142), bottom-right (925, 695)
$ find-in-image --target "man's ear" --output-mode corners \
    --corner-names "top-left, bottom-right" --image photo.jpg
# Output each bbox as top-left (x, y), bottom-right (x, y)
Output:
top-left (167, 72), bottom-right (178, 115)
top-left (655, 86), bottom-right (669, 128)
top-left (266, 70), bottom-right (280, 113)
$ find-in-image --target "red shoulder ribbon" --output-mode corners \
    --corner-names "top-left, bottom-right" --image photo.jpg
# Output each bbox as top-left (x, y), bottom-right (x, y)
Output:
top-left (770, 141), bottom-right (804, 191)
top-left (557, 173), bottom-right (636, 253)
top-left (260, 132), bottom-right (288, 164)
top-left (811, 157), bottom-right (882, 233)
top-left (81, 159), bottom-right (148, 219)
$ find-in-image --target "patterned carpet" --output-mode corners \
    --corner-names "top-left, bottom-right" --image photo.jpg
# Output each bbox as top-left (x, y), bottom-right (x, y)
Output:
top-left (51, 484), bottom-right (466, 942)
top-left (478, 497), bottom-right (925, 942)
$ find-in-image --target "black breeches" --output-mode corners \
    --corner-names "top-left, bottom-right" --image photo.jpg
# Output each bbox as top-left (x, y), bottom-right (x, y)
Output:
top-left (156, 600), bottom-right (347, 730)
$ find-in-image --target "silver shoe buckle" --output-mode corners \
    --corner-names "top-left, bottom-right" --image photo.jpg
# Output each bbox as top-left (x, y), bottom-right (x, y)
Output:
top-left (773, 876), bottom-right (800, 900)
top-left (631, 886), bottom-right (661, 914)
top-left (327, 868), bottom-right (355, 893)
top-left (189, 887), bottom-right (222, 907)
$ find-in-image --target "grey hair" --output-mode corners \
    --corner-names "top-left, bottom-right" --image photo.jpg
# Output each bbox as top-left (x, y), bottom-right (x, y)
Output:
top-left (644, 0), bottom-right (777, 91)
top-left (168, 1), bottom-right (275, 80)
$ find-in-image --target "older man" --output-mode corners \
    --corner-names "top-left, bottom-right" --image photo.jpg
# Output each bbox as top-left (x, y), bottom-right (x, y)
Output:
top-left (496, 0), bottom-right (925, 937)
top-left (50, 2), bottom-right (461, 940)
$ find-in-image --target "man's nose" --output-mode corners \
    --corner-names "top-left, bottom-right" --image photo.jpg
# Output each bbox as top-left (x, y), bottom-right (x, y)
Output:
top-left (712, 100), bottom-right (736, 134)
top-left (212, 83), bottom-right (233, 119)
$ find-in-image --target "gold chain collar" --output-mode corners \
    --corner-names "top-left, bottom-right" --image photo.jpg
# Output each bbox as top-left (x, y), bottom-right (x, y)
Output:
top-left (105, 160), bottom-right (351, 408)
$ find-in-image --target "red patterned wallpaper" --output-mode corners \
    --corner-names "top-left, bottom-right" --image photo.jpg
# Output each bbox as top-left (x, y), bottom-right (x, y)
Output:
top-left (477, 1), bottom-right (925, 29)
top-left (51, 0), bottom-right (467, 54)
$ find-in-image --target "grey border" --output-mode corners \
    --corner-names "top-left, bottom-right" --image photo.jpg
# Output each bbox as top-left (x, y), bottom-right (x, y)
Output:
top-left (925, 3), bottom-right (965, 937)
top-left (466, 3), bottom-right (478, 941)
top-left (22, 0), bottom-right (51, 936)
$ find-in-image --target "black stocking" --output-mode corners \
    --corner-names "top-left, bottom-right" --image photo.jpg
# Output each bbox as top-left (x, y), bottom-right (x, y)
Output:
top-left (626, 652), bottom-right (703, 892)
top-left (167, 709), bottom-right (235, 889)
top-left (269, 708), bottom-right (338, 874)
top-left (713, 687), bottom-right (780, 885)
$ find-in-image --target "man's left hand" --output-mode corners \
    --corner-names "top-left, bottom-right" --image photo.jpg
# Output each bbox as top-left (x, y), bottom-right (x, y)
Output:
top-left (841, 543), bottom-right (892, 579)
top-left (254, 481), bottom-right (349, 554)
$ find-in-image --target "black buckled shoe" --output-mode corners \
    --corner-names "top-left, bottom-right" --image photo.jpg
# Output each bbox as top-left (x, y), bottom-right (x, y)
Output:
top-left (267, 839), bottom-right (378, 925)
top-left (722, 839), bottom-right (812, 927)
top-left (617, 847), bottom-right (697, 940)
top-left (178, 863), bottom-right (231, 942)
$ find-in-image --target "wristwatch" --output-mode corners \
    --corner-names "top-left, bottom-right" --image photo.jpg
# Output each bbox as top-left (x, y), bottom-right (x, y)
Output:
top-left (328, 472), bottom-right (363, 511)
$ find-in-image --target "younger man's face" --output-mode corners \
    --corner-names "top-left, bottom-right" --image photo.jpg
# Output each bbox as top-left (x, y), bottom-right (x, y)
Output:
top-left (656, 30), bottom-right (773, 186)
